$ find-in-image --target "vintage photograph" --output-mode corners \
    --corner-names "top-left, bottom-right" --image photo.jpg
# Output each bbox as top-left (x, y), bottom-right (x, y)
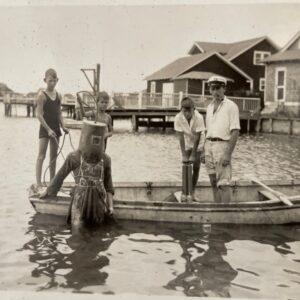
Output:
top-left (0, 1), bottom-right (299, 299)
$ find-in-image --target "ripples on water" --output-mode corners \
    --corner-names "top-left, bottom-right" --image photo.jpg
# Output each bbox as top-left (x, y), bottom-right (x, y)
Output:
top-left (0, 104), bottom-right (300, 298)
top-left (7, 216), bottom-right (300, 298)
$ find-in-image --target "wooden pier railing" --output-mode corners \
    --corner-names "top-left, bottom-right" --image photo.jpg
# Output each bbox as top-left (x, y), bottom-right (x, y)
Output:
top-left (2, 92), bottom-right (261, 119)
top-left (2, 95), bottom-right (76, 117)
top-left (113, 92), bottom-right (261, 114)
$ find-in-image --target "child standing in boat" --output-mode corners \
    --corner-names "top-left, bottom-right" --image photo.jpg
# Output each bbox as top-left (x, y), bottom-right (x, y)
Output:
top-left (35, 68), bottom-right (69, 188)
top-left (174, 97), bottom-right (205, 200)
top-left (77, 91), bottom-right (112, 149)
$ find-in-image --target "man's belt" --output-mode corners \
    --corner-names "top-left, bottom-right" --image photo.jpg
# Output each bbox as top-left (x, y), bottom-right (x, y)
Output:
top-left (206, 137), bottom-right (227, 142)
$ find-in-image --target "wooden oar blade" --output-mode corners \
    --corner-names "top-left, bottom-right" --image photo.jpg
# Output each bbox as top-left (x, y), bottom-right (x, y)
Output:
top-left (249, 177), bottom-right (293, 207)
top-left (279, 195), bottom-right (293, 207)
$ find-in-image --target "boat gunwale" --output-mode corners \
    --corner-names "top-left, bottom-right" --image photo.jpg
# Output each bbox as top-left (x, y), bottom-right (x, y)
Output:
top-left (29, 195), bottom-right (300, 212)
top-left (115, 202), bottom-right (300, 213)
top-left (60, 179), bottom-right (300, 188)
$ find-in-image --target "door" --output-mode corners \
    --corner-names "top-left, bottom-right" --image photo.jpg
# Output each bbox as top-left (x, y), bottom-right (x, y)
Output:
top-left (162, 82), bottom-right (174, 107)
top-left (275, 68), bottom-right (286, 102)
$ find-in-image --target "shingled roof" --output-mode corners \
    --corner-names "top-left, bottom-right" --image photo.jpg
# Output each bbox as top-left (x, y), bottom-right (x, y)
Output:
top-left (174, 71), bottom-right (234, 82)
top-left (145, 52), bottom-right (214, 81)
top-left (262, 49), bottom-right (300, 63)
top-left (145, 51), bottom-right (251, 81)
top-left (280, 31), bottom-right (300, 52)
top-left (189, 36), bottom-right (279, 60)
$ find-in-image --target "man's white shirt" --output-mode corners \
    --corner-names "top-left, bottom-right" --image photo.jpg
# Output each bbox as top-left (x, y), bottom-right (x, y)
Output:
top-left (206, 97), bottom-right (240, 140)
top-left (174, 110), bottom-right (205, 151)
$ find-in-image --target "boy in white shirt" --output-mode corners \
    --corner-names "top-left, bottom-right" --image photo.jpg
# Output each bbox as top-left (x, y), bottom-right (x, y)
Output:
top-left (174, 97), bottom-right (205, 198)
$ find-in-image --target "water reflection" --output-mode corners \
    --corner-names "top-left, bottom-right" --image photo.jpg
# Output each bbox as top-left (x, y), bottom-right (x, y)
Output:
top-left (165, 232), bottom-right (237, 297)
top-left (23, 214), bottom-right (117, 292)
top-left (22, 214), bottom-right (300, 296)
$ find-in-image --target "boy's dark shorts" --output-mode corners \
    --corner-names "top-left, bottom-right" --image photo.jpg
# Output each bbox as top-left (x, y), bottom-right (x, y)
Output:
top-left (39, 125), bottom-right (62, 139)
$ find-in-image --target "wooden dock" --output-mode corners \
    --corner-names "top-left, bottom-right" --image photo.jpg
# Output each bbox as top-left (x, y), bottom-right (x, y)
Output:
top-left (66, 108), bottom-right (260, 133)
top-left (2, 96), bottom-right (75, 117)
top-left (2, 92), bottom-right (261, 133)
top-left (110, 93), bottom-right (261, 132)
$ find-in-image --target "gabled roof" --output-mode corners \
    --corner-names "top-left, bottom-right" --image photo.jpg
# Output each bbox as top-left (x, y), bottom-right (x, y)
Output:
top-left (188, 36), bottom-right (279, 61)
top-left (145, 52), bottom-right (214, 81)
top-left (280, 31), bottom-right (300, 52)
top-left (262, 49), bottom-right (300, 63)
top-left (0, 83), bottom-right (13, 93)
top-left (174, 71), bottom-right (234, 82)
top-left (189, 42), bottom-right (232, 56)
top-left (145, 51), bottom-right (252, 82)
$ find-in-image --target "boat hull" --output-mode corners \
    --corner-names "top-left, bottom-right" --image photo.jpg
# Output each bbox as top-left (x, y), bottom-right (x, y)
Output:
top-left (29, 180), bottom-right (300, 224)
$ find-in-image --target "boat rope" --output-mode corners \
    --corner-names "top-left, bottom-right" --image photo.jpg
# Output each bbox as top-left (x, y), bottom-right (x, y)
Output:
top-left (68, 131), bottom-right (76, 151)
top-left (42, 132), bottom-right (75, 189)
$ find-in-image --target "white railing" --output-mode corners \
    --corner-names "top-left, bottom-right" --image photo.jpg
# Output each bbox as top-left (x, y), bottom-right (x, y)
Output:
top-left (183, 94), bottom-right (213, 109)
top-left (1, 92), bottom-right (261, 113)
top-left (112, 92), bottom-right (261, 113)
top-left (228, 96), bottom-right (261, 113)
top-left (113, 92), bottom-right (139, 109)
top-left (183, 94), bottom-right (261, 112)
top-left (141, 93), bottom-right (180, 109)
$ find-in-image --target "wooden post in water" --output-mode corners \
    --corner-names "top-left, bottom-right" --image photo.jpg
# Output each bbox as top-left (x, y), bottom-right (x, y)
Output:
top-left (132, 114), bottom-right (138, 131)
top-left (289, 120), bottom-right (293, 135)
top-left (32, 104), bottom-right (36, 117)
top-left (247, 118), bottom-right (250, 133)
top-left (147, 117), bottom-right (150, 130)
top-left (162, 116), bottom-right (166, 132)
top-left (269, 118), bottom-right (273, 133)
top-left (255, 118), bottom-right (261, 133)
top-left (4, 94), bottom-right (12, 117)
top-left (26, 104), bottom-right (31, 117)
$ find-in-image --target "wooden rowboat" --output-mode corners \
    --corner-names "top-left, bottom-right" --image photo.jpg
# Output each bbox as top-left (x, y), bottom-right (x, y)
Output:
top-left (29, 179), bottom-right (300, 224)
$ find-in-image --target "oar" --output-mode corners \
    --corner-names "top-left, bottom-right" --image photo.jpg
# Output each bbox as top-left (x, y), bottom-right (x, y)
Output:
top-left (287, 195), bottom-right (300, 200)
top-left (249, 177), bottom-right (293, 207)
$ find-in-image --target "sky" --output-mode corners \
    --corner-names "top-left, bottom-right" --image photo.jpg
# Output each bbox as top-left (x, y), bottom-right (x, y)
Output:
top-left (0, 1), bottom-right (299, 94)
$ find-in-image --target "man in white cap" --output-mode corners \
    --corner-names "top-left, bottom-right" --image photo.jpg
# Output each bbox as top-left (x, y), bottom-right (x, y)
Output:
top-left (204, 76), bottom-right (240, 203)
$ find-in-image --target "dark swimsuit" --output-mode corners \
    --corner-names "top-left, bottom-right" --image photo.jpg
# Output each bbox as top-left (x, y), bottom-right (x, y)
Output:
top-left (39, 91), bottom-right (62, 139)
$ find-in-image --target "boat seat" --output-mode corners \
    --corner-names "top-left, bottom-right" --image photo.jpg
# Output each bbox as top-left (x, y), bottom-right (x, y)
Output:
top-left (258, 190), bottom-right (279, 201)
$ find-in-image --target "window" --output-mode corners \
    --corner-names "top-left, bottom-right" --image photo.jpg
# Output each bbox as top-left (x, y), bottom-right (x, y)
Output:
top-left (91, 135), bottom-right (102, 145)
top-left (259, 78), bottom-right (265, 91)
top-left (275, 68), bottom-right (286, 101)
top-left (150, 81), bottom-right (156, 94)
top-left (253, 51), bottom-right (271, 65)
top-left (202, 80), bottom-right (210, 95)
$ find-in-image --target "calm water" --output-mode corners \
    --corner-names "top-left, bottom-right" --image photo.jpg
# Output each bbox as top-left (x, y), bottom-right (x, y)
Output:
top-left (0, 104), bottom-right (300, 298)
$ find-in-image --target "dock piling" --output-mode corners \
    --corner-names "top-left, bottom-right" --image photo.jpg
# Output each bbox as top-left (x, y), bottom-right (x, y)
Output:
top-left (289, 120), bottom-right (293, 135)
top-left (247, 118), bottom-right (250, 133)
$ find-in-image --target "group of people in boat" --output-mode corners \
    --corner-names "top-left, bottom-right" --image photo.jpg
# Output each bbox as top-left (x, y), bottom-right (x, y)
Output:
top-left (174, 75), bottom-right (240, 203)
top-left (34, 68), bottom-right (240, 228)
